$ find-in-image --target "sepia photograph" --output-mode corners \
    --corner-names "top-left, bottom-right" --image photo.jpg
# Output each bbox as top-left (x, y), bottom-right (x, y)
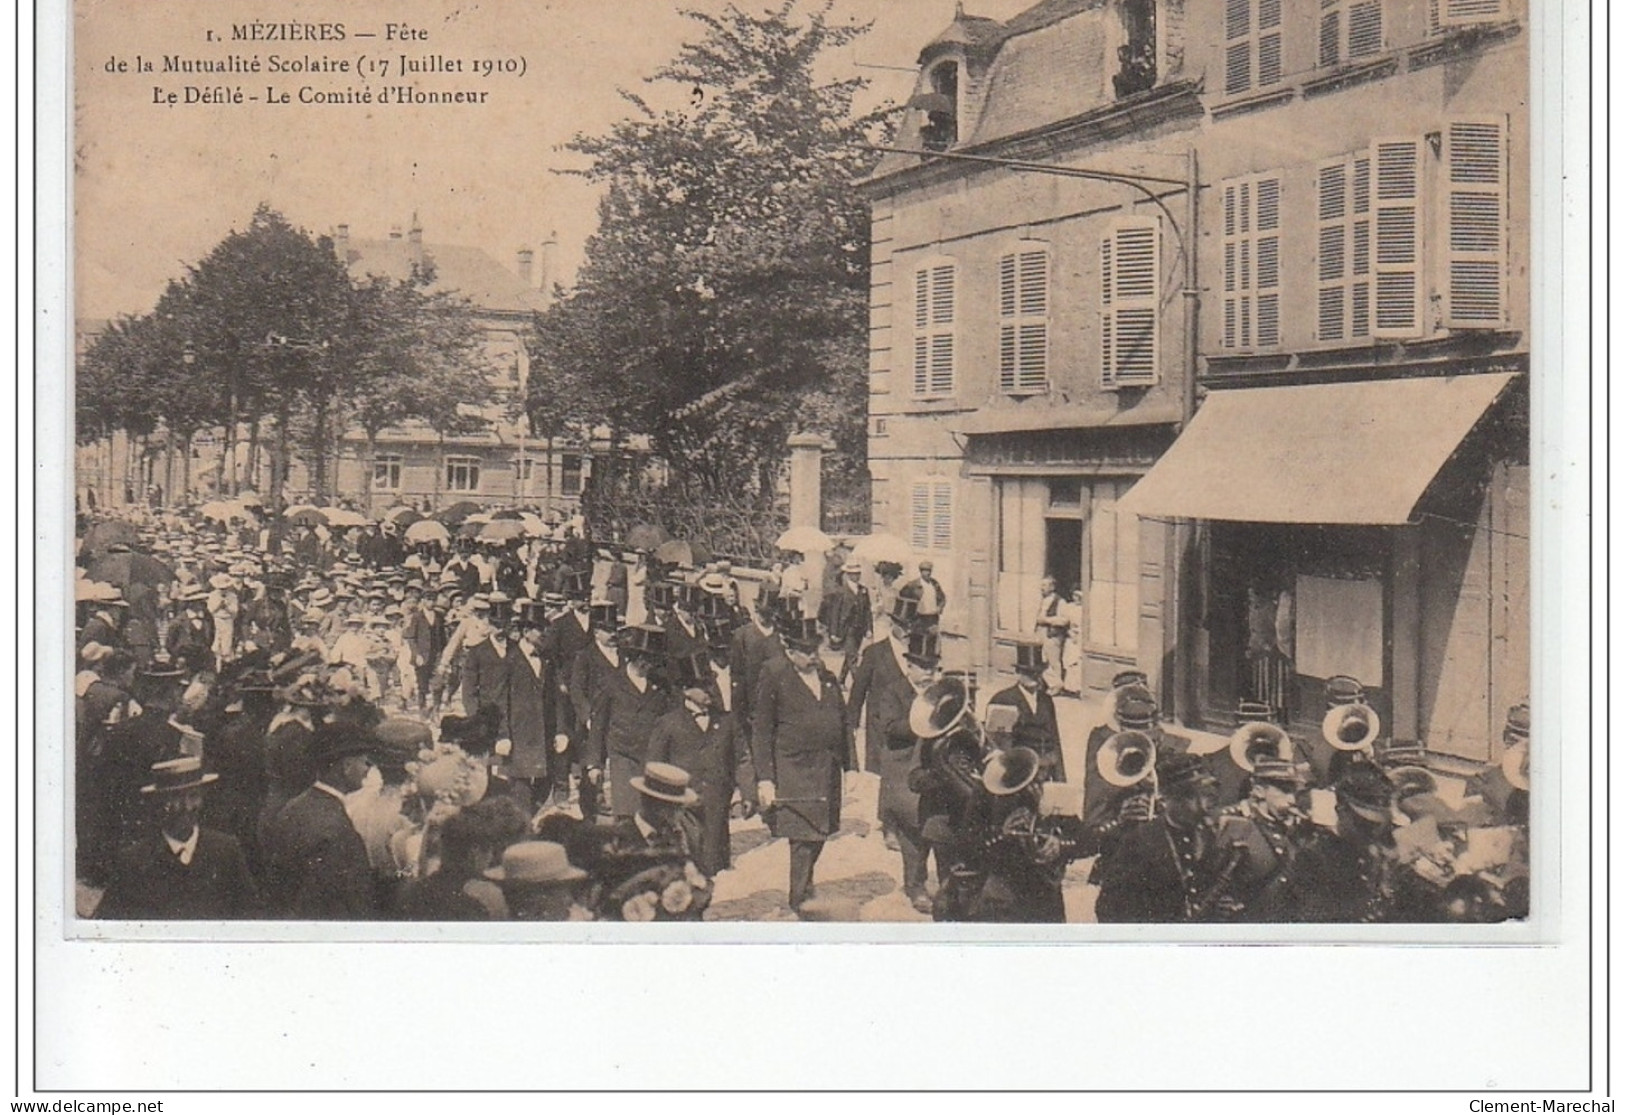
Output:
top-left (64, 0), bottom-right (1538, 937)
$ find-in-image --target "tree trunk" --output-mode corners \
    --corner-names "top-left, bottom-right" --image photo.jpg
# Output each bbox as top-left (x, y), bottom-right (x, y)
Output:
top-left (179, 431), bottom-right (193, 503)
top-left (247, 417), bottom-right (261, 494)
top-left (363, 430), bottom-right (378, 517)
top-left (223, 386), bottom-right (238, 495)
top-left (432, 432), bottom-right (444, 510)
top-left (311, 395), bottom-right (330, 504)
top-left (270, 407), bottom-right (289, 513)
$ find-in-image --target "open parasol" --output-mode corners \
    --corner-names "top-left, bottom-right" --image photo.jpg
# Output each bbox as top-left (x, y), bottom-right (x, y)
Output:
top-left (654, 539), bottom-right (711, 568)
top-left (478, 520), bottom-right (528, 543)
top-left (323, 508), bottom-right (368, 529)
top-left (283, 505), bottom-right (328, 527)
top-left (86, 549), bottom-right (175, 591)
top-left (625, 523), bottom-right (669, 551)
top-left (435, 501), bottom-right (484, 525)
top-left (82, 520), bottom-right (139, 553)
top-left (384, 505), bottom-right (424, 526)
top-left (848, 531), bottom-right (913, 566)
top-left (776, 525), bottom-right (834, 554)
top-left (405, 519), bottom-right (451, 545)
top-left (199, 499), bottom-right (249, 523)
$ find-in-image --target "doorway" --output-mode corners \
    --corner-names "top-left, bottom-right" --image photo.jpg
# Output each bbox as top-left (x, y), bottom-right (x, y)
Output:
top-left (1045, 518), bottom-right (1082, 598)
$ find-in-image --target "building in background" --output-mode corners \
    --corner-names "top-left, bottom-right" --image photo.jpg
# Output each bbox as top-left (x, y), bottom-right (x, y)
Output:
top-left (861, 0), bottom-right (1201, 692)
top-left (1120, 0), bottom-right (1528, 763)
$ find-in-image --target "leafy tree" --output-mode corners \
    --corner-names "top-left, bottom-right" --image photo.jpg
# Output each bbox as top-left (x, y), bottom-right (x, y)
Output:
top-left (532, 0), bottom-right (885, 506)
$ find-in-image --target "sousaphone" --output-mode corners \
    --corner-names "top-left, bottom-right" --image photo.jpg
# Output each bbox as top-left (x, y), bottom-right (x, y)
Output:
top-left (909, 674), bottom-right (972, 739)
top-left (1322, 702), bottom-right (1381, 752)
top-left (1228, 721), bottom-right (1295, 772)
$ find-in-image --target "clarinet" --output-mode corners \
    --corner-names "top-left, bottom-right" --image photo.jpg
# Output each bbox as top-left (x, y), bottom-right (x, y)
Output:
top-left (1187, 840), bottom-right (1250, 921)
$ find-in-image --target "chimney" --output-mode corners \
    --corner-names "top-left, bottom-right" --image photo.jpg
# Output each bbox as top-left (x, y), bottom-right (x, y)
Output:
top-left (334, 224), bottom-right (350, 262)
top-left (516, 247), bottom-right (534, 286)
top-left (407, 212), bottom-right (424, 265)
top-left (540, 231), bottom-right (559, 295)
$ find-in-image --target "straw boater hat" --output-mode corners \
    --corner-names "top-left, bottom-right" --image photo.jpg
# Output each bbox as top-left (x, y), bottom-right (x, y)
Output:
top-left (483, 841), bottom-right (587, 886)
top-left (631, 761), bottom-right (700, 805)
top-left (139, 754), bottom-right (219, 796)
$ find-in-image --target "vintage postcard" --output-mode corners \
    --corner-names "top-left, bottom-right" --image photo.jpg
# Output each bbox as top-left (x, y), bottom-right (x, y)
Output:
top-left (64, 0), bottom-right (1545, 937)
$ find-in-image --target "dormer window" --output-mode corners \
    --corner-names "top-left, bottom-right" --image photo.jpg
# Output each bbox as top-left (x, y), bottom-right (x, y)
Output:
top-left (916, 62), bottom-right (959, 152)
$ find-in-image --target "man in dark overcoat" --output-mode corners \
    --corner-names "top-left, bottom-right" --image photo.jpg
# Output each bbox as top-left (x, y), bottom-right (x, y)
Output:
top-left (260, 722), bottom-right (377, 919)
top-left (728, 587), bottom-right (786, 739)
top-left (501, 608), bottom-right (559, 810)
top-left (750, 616), bottom-right (853, 913)
top-left (461, 618), bottom-right (513, 724)
top-left (568, 602), bottom-right (624, 819)
top-left (646, 652), bottom-right (757, 875)
top-left (986, 640), bottom-right (1066, 784)
top-left (857, 627), bottom-right (939, 912)
top-left (584, 626), bottom-right (674, 819)
top-left (98, 755), bottom-right (259, 919)
top-left (1093, 754), bottom-right (1233, 923)
top-left (846, 596), bottom-right (919, 774)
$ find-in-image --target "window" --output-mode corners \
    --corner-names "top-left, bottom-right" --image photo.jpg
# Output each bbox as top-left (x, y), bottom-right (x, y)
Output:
top-left (1086, 480), bottom-right (1140, 655)
top-left (1224, 0), bottom-right (1283, 96)
top-left (1101, 220), bottom-right (1160, 386)
top-left (445, 456), bottom-right (481, 493)
top-left (1316, 152), bottom-right (1372, 342)
top-left (373, 453), bottom-right (403, 491)
top-left (998, 243), bottom-right (1049, 394)
top-left (1319, 0), bottom-right (1384, 68)
top-left (1443, 117), bottom-right (1508, 327)
top-left (918, 63), bottom-right (958, 152)
top-left (1223, 174), bottom-right (1282, 349)
top-left (1371, 136), bottom-right (1423, 337)
top-left (1113, 0), bottom-right (1158, 99)
top-left (1433, 0), bottom-right (1509, 31)
top-left (910, 481), bottom-right (953, 551)
top-left (912, 261), bottom-right (956, 396)
top-left (516, 457), bottom-right (538, 482)
top-left (560, 453), bottom-right (584, 496)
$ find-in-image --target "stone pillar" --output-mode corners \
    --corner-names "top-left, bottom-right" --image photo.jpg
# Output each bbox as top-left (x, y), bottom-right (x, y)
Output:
top-left (787, 433), bottom-right (825, 531)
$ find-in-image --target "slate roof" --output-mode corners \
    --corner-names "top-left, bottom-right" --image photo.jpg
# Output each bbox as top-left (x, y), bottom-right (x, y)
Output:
top-left (339, 236), bottom-right (547, 316)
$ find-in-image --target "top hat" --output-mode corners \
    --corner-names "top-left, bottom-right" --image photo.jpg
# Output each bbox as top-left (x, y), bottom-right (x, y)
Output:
top-left (558, 567), bottom-right (592, 600)
top-left (139, 755), bottom-right (219, 796)
top-left (646, 581), bottom-right (679, 610)
top-left (781, 616), bottom-right (822, 651)
top-left (589, 601), bottom-right (620, 629)
top-left (671, 652), bottom-right (714, 692)
top-left (617, 625), bottom-right (667, 658)
top-left (1156, 752), bottom-right (1217, 794)
top-left (631, 761), bottom-right (700, 805)
top-left (516, 598), bottom-right (549, 629)
top-left (307, 721), bottom-right (375, 768)
top-left (903, 629), bottom-right (941, 668)
top-left (235, 669), bottom-right (278, 693)
top-left (1012, 640), bottom-right (1047, 676)
top-left (1335, 766), bottom-right (1396, 823)
top-left (693, 592), bottom-right (735, 622)
top-left (484, 841), bottom-right (588, 886)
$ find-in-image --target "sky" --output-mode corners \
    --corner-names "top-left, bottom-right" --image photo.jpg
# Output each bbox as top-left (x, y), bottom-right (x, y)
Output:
top-left (73, 0), bottom-right (1040, 322)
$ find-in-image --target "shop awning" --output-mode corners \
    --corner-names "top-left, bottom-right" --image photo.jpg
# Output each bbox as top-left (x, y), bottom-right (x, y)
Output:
top-left (1117, 373), bottom-right (1516, 525)
top-left (957, 399), bottom-right (1182, 436)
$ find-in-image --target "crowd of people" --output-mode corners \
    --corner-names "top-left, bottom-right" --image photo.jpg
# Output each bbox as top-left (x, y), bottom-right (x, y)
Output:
top-left (72, 500), bottom-right (1531, 924)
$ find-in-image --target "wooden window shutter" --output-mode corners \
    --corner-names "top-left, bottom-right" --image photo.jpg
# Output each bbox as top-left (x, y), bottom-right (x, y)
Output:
top-left (1257, 0), bottom-right (1283, 86)
top-left (909, 484), bottom-right (931, 550)
top-left (1440, 0), bottom-right (1507, 26)
top-left (999, 246), bottom-right (1048, 393)
top-left (1371, 137), bottom-right (1423, 337)
top-left (1316, 159), bottom-right (1349, 341)
top-left (1255, 175), bottom-right (1281, 346)
top-left (1101, 221), bottom-right (1159, 386)
top-left (1443, 117), bottom-right (1508, 327)
top-left (1348, 1), bottom-right (1383, 57)
top-left (913, 263), bottom-right (956, 395)
top-left (931, 483), bottom-right (953, 549)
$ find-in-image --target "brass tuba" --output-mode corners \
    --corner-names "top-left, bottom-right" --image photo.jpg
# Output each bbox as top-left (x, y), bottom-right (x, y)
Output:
top-left (1322, 702), bottom-right (1381, 751)
top-left (1097, 729), bottom-right (1158, 788)
top-left (909, 674), bottom-right (973, 740)
top-left (1228, 721), bottom-right (1295, 772)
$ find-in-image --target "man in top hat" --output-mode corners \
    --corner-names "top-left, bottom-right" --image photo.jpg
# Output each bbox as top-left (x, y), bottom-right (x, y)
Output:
top-left (1093, 752), bottom-right (1232, 923)
top-left (485, 841), bottom-right (593, 922)
top-left (728, 585), bottom-right (787, 741)
top-left (585, 625), bottom-right (674, 819)
top-left (818, 557), bottom-right (872, 685)
top-left (567, 601), bottom-right (626, 818)
top-left (874, 630), bottom-right (942, 912)
top-left (985, 640), bottom-right (1066, 784)
top-left (502, 605), bottom-right (563, 811)
top-left (261, 721), bottom-right (379, 919)
top-left (848, 594), bottom-right (924, 776)
top-left (202, 664), bottom-right (277, 872)
top-left (647, 652), bottom-right (757, 876)
top-left (539, 588), bottom-right (597, 790)
top-left (662, 581), bottom-right (707, 663)
top-left (97, 756), bottom-right (260, 920)
top-left (460, 600), bottom-right (513, 726)
top-left (750, 615), bottom-right (853, 913)
top-left (1288, 765), bottom-right (1401, 923)
top-left (75, 648), bottom-right (142, 886)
